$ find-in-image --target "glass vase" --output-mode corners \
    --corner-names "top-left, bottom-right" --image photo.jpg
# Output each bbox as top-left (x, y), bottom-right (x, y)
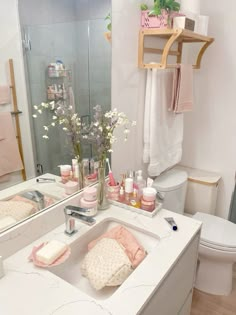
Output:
top-left (97, 166), bottom-right (110, 210)
top-left (78, 161), bottom-right (84, 190)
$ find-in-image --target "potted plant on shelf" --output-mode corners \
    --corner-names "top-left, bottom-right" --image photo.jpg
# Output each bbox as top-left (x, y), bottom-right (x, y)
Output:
top-left (140, 0), bottom-right (181, 29)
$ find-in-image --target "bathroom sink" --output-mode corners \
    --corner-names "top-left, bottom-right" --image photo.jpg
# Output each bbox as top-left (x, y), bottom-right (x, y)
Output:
top-left (2, 189), bottom-right (59, 207)
top-left (50, 217), bottom-right (160, 300)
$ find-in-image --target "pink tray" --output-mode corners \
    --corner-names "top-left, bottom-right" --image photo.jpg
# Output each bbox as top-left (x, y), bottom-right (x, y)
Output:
top-left (28, 242), bottom-right (71, 268)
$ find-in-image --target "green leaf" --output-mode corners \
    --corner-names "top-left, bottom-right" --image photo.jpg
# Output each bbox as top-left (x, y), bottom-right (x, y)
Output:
top-left (107, 23), bottom-right (112, 31)
top-left (140, 3), bottom-right (148, 10)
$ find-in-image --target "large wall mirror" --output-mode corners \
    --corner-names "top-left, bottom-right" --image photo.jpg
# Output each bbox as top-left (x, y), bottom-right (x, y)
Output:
top-left (0, 0), bottom-right (111, 233)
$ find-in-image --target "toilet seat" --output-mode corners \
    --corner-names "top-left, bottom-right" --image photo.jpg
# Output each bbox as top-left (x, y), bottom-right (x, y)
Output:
top-left (193, 212), bottom-right (236, 251)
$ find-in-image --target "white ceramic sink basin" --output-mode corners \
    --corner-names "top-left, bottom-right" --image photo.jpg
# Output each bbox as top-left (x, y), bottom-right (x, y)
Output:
top-left (49, 217), bottom-right (160, 300)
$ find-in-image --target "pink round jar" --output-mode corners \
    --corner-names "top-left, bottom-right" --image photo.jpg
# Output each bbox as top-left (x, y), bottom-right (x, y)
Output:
top-left (107, 183), bottom-right (120, 200)
top-left (65, 181), bottom-right (79, 195)
top-left (140, 198), bottom-right (155, 212)
top-left (142, 187), bottom-right (157, 202)
top-left (80, 197), bottom-right (97, 210)
top-left (83, 186), bottom-right (97, 202)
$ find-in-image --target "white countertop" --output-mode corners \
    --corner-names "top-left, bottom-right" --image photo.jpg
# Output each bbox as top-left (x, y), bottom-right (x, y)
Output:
top-left (0, 173), bottom-right (66, 201)
top-left (0, 205), bottom-right (201, 315)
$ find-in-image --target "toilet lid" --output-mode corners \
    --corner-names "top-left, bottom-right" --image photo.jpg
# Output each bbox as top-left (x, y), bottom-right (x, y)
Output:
top-left (153, 169), bottom-right (187, 192)
top-left (193, 212), bottom-right (236, 249)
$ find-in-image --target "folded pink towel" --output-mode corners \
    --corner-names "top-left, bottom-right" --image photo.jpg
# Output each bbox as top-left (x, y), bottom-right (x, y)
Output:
top-left (0, 112), bottom-right (23, 177)
top-left (88, 225), bottom-right (147, 268)
top-left (0, 86), bottom-right (11, 105)
top-left (170, 64), bottom-right (193, 113)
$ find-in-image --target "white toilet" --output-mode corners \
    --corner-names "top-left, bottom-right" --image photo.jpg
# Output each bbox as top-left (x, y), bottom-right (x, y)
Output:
top-left (153, 166), bottom-right (236, 296)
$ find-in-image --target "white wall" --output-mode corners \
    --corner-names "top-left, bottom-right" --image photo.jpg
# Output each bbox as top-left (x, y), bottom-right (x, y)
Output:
top-left (181, 0), bottom-right (236, 218)
top-left (0, 0), bottom-right (35, 189)
top-left (112, 0), bottom-right (236, 219)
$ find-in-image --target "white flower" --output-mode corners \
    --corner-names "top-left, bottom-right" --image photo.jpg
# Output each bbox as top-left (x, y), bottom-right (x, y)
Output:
top-left (52, 116), bottom-right (57, 120)
top-left (32, 114), bottom-right (37, 118)
top-left (132, 121), bottom-right (137, 126)
top-left (83, 135), bottom-right (88, 139)
top-left (98, 126), bottom-right (103, 132)
top-left (33, 105), bottom-right (38, 110)
top-left (43, 126), bottom-right (49, 131)
top-left (50, 101), bottom-right (55, 109)
top-left (38, 109), bottom-right (42, 114)
top-left (42, 135), bottom-right (49, 139)
top-left (62, 127), bottom-right (68, 131)
top-left (51, 122), bottom-right (56, 126)
top-left (108, 149), bottom-right (113, 153)
top-left (124, 129), bottom-right (130, 134)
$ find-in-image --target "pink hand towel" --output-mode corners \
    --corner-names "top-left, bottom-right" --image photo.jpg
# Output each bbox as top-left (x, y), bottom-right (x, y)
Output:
top-left (170, 64), bottom-right (193, 113)
top-left (88, 225), bottom-right (147, 268)
top-left (0, 86), bottom-right (11, 105)
top-left (0, 112), bottom-right (23, 177)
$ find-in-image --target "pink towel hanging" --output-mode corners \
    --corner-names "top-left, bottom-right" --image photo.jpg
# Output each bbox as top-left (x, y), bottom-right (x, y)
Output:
top-left (170, 64), bottom-right (193, 113)
top-left (0, 112), bottom-right (23, 177)
top-left (0, 86), bottom-right (11, 105)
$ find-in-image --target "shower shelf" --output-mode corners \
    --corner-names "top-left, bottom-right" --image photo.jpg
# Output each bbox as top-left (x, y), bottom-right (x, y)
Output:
top-left (47, 69), bottom-right (72, 79)
top-left (138, 28), bottom-right (214, 69)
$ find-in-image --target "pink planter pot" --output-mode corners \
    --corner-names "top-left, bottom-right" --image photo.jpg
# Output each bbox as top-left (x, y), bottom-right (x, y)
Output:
top-left (141, 10), bottom-right (169, 29)
top-left (141, 10), bottom-right (184, 29)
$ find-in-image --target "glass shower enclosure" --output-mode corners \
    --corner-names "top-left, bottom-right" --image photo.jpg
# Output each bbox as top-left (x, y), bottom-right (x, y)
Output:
top-left (18, 0), bottom-right (111, 175)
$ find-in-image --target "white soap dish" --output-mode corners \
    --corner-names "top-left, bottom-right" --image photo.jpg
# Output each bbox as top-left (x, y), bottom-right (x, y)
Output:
top-left (28, 242), bottom-right (71, 268)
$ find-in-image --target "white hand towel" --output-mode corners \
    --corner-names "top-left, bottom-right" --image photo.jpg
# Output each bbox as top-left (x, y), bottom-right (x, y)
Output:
top-left (143, 69), bottom-right (184, 177)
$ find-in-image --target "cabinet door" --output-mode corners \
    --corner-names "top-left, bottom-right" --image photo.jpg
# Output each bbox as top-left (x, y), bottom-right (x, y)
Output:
top-left (178, 290), bottom-right (193, 315)
top-left (139, 233), bottom-right (200, 315)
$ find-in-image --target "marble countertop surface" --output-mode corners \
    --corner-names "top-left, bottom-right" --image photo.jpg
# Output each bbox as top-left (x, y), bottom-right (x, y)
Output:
top-left (0, 173), bottom-right (66, 201)
top-left (0, 206), bottom-right (201, 315)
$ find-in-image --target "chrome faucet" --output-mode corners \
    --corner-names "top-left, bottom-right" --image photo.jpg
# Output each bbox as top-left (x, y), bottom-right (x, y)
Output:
top-left (21, 190), bottom-right (45, 210)
top-left (64, 205), bottom-right (97, 235)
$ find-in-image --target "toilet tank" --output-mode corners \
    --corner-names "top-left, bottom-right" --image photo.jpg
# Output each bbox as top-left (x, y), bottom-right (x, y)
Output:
top-left (176, 166), bottom-right (221, 215)
top-left (152, 168), bottom-right (188, 214)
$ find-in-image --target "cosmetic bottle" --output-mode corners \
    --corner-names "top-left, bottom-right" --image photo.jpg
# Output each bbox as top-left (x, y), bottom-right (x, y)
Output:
top-left (119, 186), bottom-right (125, 203)
top-left (82, 158), bottom-right (89, 178)
top-left (124, 177), bottom-right (133, 204)
top-left (129, 189), bottom-right (141, 208)
top-left (72, 159), bottom-right (79, 181)
top-left (136, 170), bottom-right (146, 198)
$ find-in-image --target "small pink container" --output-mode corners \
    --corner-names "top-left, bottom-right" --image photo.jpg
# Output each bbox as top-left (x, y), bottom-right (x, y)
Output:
top-left (107, 183), bottom-right (120, 201)
top-left (140, 198), bottom-right (155, 212)
top-left (59, 165), bottom-right (72, 183)
top-left (65, 181), bottom-right (79, 195)
top-left (83, 186), bottom-right (97, 202)
top-left (142, 187), bottom-right (157, 202)
top-left (80, 197), bottom-right (97, 210)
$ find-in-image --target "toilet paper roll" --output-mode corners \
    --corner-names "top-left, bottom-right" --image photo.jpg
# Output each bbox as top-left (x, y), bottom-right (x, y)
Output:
top-left (180, 0), bottom-right (200, 14)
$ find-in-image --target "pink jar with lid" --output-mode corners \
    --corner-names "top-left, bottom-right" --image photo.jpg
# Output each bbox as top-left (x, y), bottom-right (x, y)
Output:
top-left (80, 197), bottom-right (97, 210)
top-left (83, 186), bottom-right (97, 202)
top-left (140, 198), bottom-right (155, 212)
top-left (142, 187), bottom-right (157, 202)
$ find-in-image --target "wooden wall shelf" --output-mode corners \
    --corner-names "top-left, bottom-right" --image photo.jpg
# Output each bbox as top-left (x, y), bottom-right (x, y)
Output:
top-left (138, 28), bottom-right (214, 69)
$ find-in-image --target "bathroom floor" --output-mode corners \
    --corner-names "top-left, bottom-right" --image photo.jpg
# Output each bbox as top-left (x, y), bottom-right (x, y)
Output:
top-left (191, 278), bottom-right (236, 315)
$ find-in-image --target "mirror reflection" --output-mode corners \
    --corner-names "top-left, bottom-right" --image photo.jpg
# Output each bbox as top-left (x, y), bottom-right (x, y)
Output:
top-left (0, 0), bottom-right (111, 233)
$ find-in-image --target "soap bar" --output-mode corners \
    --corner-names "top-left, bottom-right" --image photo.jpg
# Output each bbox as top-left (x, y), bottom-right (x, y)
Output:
top-left (36, 240), bottom-right (67, 265)
top-left (0, 216), bottom-right (17, 231)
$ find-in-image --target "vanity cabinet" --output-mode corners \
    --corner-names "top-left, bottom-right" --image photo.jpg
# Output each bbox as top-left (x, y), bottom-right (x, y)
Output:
top-left (139, 233), bottom-right (200, 315)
